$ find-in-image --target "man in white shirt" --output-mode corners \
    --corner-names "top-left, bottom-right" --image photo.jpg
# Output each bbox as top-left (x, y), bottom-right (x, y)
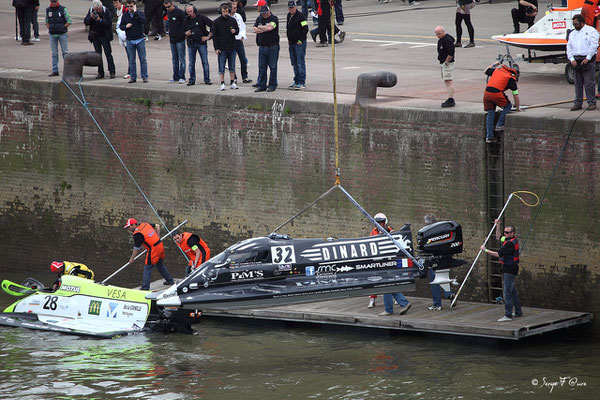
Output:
top-left (566, 14), bottom-right (599, 111)
top-left (231, 0), bottom-right (252, 84)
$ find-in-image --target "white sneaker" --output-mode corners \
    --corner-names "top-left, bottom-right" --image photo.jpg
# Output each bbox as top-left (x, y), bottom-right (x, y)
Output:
top-left (168, 79), bottom-right (176, 83)
top-left (123, 74), bottom-right (130, 79)
top-left (33, 37), bottom-right (41, 42)
top-left (368, 298), bottom-right (375, 308)
top-left (378, 311), bottom-right (393, 316)
top-left (178, 79), bottom-right (186, 84)
top-left (220, 83), bottom-right (226, 91)
top-left (230, 82), bottom-right (238, 89)
top-left (428, 305), bottom-right (442, 311)
top-left (497, 316), bottom-right (513, 322)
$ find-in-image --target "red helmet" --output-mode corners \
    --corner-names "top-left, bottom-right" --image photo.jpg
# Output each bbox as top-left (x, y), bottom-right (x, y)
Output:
top-left (50, 261), bottom-right (64, 273)
top-left (123, 218), bottom-right (137, 228)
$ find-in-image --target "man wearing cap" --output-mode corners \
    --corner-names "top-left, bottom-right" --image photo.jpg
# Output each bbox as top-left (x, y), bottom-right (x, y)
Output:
top-left (286, 1), bottom-right (308, 90)
top-left (173, 231), bottom-right (211, 276)
top-left (124, 218), bottom-right (175, 290)
top-left (253, 5), bottom-right (280, 92)
top-left (50, 261), bottom-right (95, 291)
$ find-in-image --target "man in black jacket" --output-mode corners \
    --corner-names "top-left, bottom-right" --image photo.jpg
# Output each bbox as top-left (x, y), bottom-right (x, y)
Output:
top-left (120, 0), bottom-right (148, 83)
top-left (286, 1), bottom-right (308, 89)
top-left (212, 3), bottom-right (239, 91)
top-left (434, 25), bottom-right (456, 108)
top-left (85, 0), bottom-right (115, 79)
top-left (164, 1), bottom-right (186, 83)
top-left (184, 4), bottom-right (213, 86)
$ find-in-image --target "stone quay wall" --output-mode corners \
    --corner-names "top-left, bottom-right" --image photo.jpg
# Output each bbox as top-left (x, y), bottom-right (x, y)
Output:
top-left (0, 76), bottom-right (598, 319)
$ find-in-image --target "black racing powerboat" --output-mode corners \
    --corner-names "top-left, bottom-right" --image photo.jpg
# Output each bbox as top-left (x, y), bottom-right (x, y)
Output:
top-left (154, 221), bottom-right (466, 310)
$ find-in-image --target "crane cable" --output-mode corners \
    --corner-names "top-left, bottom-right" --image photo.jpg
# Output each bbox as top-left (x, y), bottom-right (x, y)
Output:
top-left (330, 3), bottom-right (340, 186)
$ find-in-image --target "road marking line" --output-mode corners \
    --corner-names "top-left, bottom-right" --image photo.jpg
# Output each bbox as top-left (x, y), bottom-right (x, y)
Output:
top-left (353, 38), bottom-right (436, 47)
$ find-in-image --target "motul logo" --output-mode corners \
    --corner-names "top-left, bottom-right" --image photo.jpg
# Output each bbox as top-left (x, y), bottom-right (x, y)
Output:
top-left (231, 270), bottom-right (264, 280)
top-left (552, 21), bottom-right (566, 29)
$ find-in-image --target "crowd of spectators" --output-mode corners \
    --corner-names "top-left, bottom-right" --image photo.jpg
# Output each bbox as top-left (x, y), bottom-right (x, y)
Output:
top-left (17, 0), bottom-right (353, 91)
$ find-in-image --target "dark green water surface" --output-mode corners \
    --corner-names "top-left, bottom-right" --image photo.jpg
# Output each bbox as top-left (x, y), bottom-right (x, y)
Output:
top-left (0, 274), bottom-right (597, 400)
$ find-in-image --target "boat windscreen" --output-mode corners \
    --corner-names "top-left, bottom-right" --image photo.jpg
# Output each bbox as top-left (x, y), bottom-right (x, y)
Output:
top-left (195, 249), bottom-right (269, 270)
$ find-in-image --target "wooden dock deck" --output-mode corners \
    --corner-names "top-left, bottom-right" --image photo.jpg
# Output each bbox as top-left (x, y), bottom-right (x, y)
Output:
top-left (202, 296), bottom-right (592, 340)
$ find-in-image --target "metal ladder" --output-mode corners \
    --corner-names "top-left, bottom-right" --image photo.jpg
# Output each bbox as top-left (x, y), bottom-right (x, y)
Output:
top-left (485, 141), bottom-right (504, 302)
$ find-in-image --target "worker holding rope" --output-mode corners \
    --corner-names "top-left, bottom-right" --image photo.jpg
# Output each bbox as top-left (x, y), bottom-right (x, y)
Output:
top-left (481, 220), bottom-right (523, 322)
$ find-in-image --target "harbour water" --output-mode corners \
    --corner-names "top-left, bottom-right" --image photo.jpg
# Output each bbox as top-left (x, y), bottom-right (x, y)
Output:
top-left (0, 274), bottom-right (598, 400)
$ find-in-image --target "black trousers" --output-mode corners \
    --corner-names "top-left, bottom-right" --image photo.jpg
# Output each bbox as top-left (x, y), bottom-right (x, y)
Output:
top-left (318, 7), bottom-right (339, 44)
top-left (92, 35), bottom-right (116, 75)
top-left (16, 6), bottom-right (34, 43)
top-left (511, 9), bottom-right (535, 31)
top-left (455, 12), bottom-right (474, 43)
top-left (144, 1), bottom-right (165, 35)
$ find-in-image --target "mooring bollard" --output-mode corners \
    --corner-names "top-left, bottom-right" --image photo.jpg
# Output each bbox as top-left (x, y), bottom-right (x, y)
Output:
top-left (63, 51), bottom-right (103, 82)
top-left (354, 71), bottom-right (397, 105)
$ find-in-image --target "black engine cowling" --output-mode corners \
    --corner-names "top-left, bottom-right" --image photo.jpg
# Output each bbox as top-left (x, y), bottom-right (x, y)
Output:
top-left (416, 220), bottom-right (463, 256)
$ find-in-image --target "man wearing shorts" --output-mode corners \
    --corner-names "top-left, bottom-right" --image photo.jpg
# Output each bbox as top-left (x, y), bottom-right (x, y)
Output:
top-left (434, 26), bottom-right (456, 108)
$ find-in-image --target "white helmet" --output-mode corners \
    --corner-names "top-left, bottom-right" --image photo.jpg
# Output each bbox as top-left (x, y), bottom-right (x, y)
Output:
top-left (374, 213), bottom-right (387, 225)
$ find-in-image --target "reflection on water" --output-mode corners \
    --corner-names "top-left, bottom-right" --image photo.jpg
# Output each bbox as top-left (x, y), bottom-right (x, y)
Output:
top-left (0, 274), bottom-right (598, 399)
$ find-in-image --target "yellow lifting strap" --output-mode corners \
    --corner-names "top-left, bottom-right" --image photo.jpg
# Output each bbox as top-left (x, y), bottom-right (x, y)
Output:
top-left (330, 3), bottom-right (340, 186)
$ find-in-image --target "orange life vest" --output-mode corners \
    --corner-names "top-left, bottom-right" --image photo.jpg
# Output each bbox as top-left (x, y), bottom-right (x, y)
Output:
top-left (177, 232), bottom-right (211, 266)
top-left (133, 222), bottom-right (165, 265)
top-left (370, 225), bottom-right (392, 236)
top-left (582, 0), bottom-right (597, 26)
top-left (486, 65), bottom-right (518, 92)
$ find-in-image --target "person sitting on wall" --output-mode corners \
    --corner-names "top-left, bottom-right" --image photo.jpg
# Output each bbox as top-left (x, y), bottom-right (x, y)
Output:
top-left (50, 260), bottom-right (95, 291)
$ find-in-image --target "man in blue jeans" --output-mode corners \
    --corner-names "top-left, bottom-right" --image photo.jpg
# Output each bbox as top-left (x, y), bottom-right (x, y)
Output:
top-left (481, 219), bottom-right (523, 322)
top-left (184, 4), bottom-right (213, 86)
top-left (423, 213), bottom-right (456, 311)
top-left (286, 1), bottom-right (308, 89)
top-left (120, 0), bottom-right (148, 83)
top-left (483, 61), bottom-right (520, 143)
top-left (369, 213), bottom-right (411, 316)
top-left (253, 6), bottom-right (279, 92)
top-left (164, 1), bottom-right (187, 84)
top-left (45, 0), bottom-right (71, 76)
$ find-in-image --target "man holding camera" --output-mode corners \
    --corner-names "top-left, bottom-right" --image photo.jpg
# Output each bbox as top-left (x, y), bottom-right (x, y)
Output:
top-left (84, 0), bottom-right (115, 79)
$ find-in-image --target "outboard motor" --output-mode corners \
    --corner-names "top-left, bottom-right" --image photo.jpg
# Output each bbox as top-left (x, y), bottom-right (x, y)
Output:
top-left (415, 221), bottom-right (465, 283)
top-left (416, 220), bottom-right (463, 256)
